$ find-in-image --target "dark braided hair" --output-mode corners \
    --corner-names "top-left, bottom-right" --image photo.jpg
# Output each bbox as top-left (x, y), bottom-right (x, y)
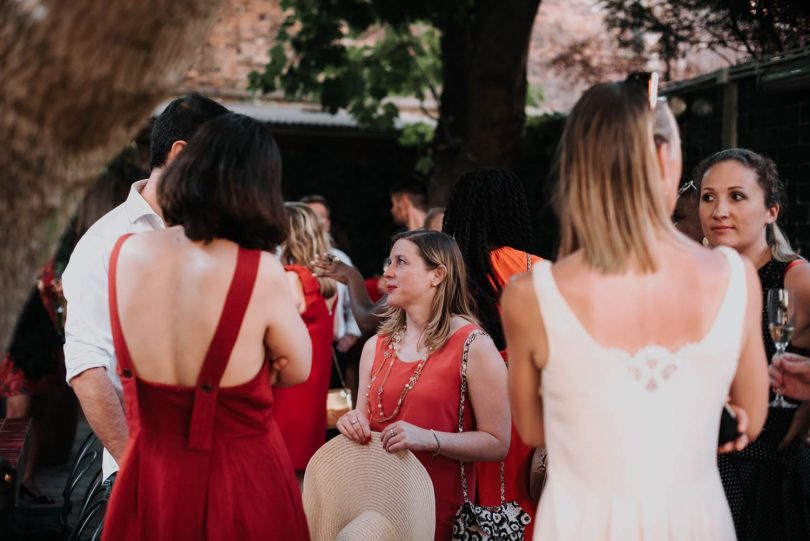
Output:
top-left (442, 167), bottom-right (533, 350)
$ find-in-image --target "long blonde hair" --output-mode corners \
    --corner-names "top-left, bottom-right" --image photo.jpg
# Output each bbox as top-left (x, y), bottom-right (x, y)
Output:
top-left (378, 231), bottom-right (478, 353)
top-left (556, 81), bottom-right (674, 273)
top-left (282, 202), bottom-right (337, 299)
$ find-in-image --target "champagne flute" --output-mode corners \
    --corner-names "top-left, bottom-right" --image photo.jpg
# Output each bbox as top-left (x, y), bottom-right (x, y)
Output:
top-left (767, 288), bottom-right (797, 408)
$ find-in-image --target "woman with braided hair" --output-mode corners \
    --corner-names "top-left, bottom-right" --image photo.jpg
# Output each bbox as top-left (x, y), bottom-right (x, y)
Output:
top-left (443, 167), bottom-right (542, 535)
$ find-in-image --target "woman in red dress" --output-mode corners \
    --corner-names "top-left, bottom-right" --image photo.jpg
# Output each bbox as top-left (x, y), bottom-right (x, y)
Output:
top-left (102, 113), bottom-right (311, 540)
top-left (1, 260), bottom-right (69, 503)
top-left (275, 202), bottom-right (337, 478)
top-left (336, 230), bottom-right (511, 540)
top-left (443, 167), bottom-right (543, 537)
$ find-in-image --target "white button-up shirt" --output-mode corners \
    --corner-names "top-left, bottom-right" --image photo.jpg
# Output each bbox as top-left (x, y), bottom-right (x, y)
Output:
top-left (63, 179), bottom-right (165, 480)
top-left (330, 247), bottom-right (361, 340)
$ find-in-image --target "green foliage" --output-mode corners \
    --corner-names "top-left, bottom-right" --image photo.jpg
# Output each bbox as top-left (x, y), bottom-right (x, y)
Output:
top-left (526, 85), bottom-right (545, 108)
top-left (398, 122), bottom-right (434, 147)
top-left (398, 122), bottom-right (435, 174)
top-left (248, 0), bottom-right (443, 131)
top-left (601, 0), bottom-right (810, 71)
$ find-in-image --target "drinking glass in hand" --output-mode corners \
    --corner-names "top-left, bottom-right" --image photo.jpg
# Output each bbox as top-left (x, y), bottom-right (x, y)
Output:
top-left (767, 288), bottom-right (797, 408)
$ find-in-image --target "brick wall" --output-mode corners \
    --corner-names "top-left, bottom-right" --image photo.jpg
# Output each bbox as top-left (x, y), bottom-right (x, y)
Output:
top-left (183, 0), bottom-right (282, 93)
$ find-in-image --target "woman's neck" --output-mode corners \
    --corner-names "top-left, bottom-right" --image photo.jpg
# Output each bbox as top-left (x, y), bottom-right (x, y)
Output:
top-left (739, 242), bottom-right (772, 270)
top-left (404, 309), bottom-right (429, 338)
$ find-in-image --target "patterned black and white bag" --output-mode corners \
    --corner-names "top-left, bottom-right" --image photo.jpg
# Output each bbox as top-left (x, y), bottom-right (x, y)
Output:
top-left (451, 330), bottom-right (531, 541)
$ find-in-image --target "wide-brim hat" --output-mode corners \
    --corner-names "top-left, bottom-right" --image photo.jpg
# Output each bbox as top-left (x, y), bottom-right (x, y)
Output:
top-left (303, 432), bottom-right (435, 541)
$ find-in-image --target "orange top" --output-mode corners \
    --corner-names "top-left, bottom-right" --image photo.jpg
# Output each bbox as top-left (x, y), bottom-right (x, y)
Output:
top-left (489, 246), bottom-right (542, 291)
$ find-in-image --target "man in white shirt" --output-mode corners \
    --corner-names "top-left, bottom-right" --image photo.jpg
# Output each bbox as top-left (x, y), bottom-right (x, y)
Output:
top-left (62, 93), bottom-right (228, 489)
top-left (300, 194), bottom-right (362, 351)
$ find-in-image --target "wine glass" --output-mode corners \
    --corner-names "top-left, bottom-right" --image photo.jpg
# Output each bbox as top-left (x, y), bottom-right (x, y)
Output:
top-left (767, 288), bottom-right (797, 408)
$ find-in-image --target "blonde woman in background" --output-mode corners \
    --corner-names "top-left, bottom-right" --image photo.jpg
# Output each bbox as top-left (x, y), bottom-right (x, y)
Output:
top-left (275, 202), bottom-right (338, 483)
top-left (503, 79), bottom-right (768, 540)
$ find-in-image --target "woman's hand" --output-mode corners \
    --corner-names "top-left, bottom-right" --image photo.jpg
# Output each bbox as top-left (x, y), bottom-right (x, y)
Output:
top-left (312, 254), bottom-right (357, 285)
top-left (770, 353), bottom-right (810, 401)
top-left (718, 404), bottom-right (750, 454)
top-left (336, 409), bottom-right (371, 444)
top-left (380, 421), bottom-right (434, 454)
top-left (267, 357), bottom-right (288, 386)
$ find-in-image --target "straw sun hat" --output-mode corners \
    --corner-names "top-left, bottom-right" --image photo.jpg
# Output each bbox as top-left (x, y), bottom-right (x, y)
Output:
top-left (303, 432), bottom-right (436, 540)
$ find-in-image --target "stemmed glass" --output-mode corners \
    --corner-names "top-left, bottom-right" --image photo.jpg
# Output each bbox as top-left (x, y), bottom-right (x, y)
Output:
top-left (767, 288), bottom-right (797, 408)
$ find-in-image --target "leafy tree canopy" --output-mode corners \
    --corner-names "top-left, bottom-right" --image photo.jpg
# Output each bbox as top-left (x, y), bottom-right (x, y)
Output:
top-left (602, 0), bottom-right (810, 76)
top-left (248, 0), bottom-right (454, 130)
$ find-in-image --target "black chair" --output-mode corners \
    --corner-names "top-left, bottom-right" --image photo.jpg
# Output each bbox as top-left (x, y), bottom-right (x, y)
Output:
top-left (68, 496), bottom-right (106, 541)
top-left (60, 432), bottom-right (100, 533)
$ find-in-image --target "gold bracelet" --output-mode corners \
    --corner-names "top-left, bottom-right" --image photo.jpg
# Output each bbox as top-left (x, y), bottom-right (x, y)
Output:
top-left (430, 429), bottom-right (441, 457)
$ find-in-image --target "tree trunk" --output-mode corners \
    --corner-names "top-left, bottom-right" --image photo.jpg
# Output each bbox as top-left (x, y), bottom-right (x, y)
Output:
top-left (429, 0), bottom-right (542, 204)
top-left (0, 0), bottom-right (226, 352)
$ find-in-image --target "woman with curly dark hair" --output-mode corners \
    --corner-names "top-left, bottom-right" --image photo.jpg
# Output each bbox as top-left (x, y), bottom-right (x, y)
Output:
top-left (442, 167), bottom-right (542, 535)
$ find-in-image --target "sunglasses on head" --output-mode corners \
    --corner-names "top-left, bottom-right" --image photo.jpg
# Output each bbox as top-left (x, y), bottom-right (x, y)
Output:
top-left (678, 180), bottom-right (697, 196)
top-left (625, 71), bottom-right (660, 110)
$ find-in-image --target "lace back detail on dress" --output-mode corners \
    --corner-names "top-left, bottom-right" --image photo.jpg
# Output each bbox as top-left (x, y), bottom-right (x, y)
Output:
top-left (532, 246), bottom-right (745, 392)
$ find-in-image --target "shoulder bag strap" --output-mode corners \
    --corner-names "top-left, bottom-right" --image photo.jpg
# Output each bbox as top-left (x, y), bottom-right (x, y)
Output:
top-left (457, 329), bottom-right (506, 505)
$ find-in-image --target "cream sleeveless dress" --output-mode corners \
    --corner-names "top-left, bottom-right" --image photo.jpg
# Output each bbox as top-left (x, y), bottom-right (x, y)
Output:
top-left (532, 247), bottom-right (742, 540)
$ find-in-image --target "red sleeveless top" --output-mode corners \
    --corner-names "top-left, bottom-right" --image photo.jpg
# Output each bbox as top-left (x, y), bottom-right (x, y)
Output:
top-left (102, 234), bottom-right (309, 541)
top-left (274, 264), bottom-right (335, 470)
top-left (368, 324), bottom-right (479, 541)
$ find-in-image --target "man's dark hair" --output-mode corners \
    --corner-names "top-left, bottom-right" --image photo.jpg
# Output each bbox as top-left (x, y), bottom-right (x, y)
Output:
top-left (442, 167), bottom-right (533, 350)
top-left (390, 180), bottom-right (428, 211)
top-left (149, 92), bottom-right (228, 169)
top-left (300, 194), bottom-right (330, 211)
top-left (158, 113), bottom-right (287, 251)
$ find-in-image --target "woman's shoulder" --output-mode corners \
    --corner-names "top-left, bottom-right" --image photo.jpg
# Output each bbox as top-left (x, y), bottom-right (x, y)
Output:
top-left (116, 227), bottom-right (182, 268)
top-left (449, 315), bottom-right (480, 333)
top-left (448, 317), bottom-right (497, 351)
top-left (785, 257), bottom-right (810, 297)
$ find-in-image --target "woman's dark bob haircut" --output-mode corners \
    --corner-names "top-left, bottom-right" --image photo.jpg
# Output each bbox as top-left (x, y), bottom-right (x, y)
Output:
top-left (158, 112), bottom-right (287, 251)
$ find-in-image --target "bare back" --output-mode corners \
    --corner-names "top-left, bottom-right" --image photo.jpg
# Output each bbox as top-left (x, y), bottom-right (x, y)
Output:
top-left (114, 227), bottom-right (310, 388)
top-left (551, 236), bottom-right (730, 354)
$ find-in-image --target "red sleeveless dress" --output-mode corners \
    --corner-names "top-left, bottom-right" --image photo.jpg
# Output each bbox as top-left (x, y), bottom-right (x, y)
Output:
top-left (102, 235), bottom-right (310, 541)
top-left (476, 247), bottom-right (542, 539)
top-left (368, 324), bottom-right (479, 541)
top-left (274, 265), bottom-right (334, 470)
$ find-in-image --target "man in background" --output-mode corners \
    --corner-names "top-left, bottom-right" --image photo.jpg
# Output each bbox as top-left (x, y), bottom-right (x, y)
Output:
top-left (389, 180), bottom-right (428, 231)
top-left (63, 93), bottom-right (228, 492)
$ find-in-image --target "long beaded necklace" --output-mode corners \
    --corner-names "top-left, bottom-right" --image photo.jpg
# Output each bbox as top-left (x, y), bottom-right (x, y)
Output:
top-left (366, 328), bottom-right (432, 423)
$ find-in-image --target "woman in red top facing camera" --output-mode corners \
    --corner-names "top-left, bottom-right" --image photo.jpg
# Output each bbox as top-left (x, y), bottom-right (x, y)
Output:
top-left (335, 230), bottom-right (511, 540)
